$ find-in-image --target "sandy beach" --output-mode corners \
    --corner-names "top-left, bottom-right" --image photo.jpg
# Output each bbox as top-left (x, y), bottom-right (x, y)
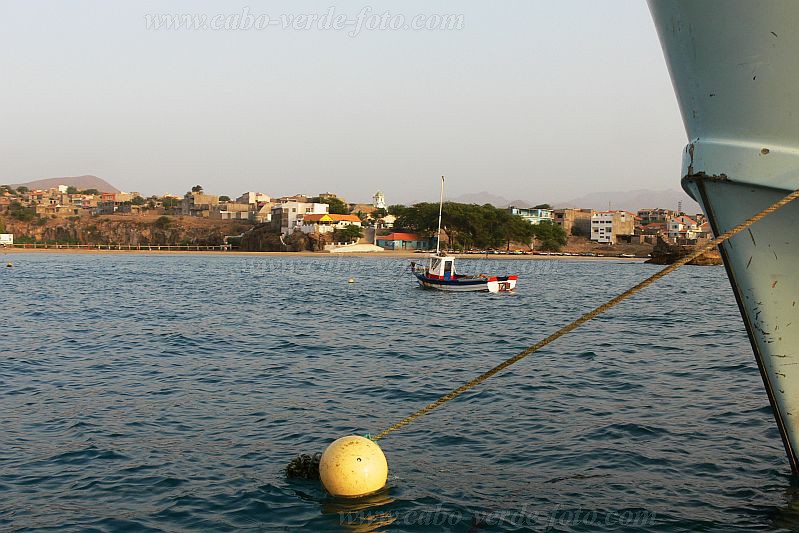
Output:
top-left (1, 247), bottom-right (645, 261)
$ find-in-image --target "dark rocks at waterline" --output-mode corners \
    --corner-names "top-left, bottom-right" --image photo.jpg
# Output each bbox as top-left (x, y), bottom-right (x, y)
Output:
top-left (645, 236), bottom-right (722, 266)
top-left (238, 225), bottom-right (331, 252)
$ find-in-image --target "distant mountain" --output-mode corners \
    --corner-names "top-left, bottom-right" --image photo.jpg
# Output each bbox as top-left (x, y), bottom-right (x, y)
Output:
top-left (444, 188), bottom-right (701, 213)
top-left (448, 191), bottom-right (517, 207)
top-left (448, 191), bottom-right (535, 208)
top-left (8, 175), bottom-right (120, 193)
top-left (555, 188), bottom-right (701, 214)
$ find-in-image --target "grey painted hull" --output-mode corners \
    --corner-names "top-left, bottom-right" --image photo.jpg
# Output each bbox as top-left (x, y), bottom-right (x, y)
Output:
top-left (649, 0), bottom-right (799, 471)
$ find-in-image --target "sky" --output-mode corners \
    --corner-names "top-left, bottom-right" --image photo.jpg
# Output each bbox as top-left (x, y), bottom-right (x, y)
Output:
top-left (0, 0), bottom-right (688, 204)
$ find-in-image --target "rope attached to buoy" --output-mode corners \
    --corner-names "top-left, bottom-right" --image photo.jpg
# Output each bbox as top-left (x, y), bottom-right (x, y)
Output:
top-left (370, 187), bottom-right (799, 441)
top-left (287, 187), bottom-right (799, 481)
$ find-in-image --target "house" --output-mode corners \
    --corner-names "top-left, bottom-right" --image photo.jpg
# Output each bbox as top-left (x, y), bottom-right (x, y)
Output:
top-left (348, 203), bottom-right (376, 217)
top-left (590, 211), bottom-right (635, 244)
top-left (637, 208), bottom-right (674, 224)
top-left (508, 206), bottom-right (554, 225)
top-left (553, 208), bottom-right (592, 236)
top-left (237, 192), bottom-right (271, 205)
top-left (181, 191), bottom-right (219, 217)
top-left (667, 215), bottom-right (701, 240)
top-left (376, 232), bottom-right (431, 250)
top-left (276, 194), bottom-right (309, 204)
top-left (376, 214), bottom-right (396, 229)
top-left (300, 213), bottom-right (362, 234)
top-left (272, 201), bottom-right (329, 234)
top-left (251, 202), bottom-right (273, 223)
top-left (210, 202), bottom-right (250, 220)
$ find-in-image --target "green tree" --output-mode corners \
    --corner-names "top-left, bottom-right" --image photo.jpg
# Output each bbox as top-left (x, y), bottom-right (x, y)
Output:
top-left (387, 204), bottom-right (407, 216)
top-left (66, 186), bottom-right (78, 194)
top-left (219, 195), bottom-right (231, 202)
top-left (15, 186), bottom-right (29, 194)
top-left (161, 197), bottom-right (179, 208)
top-left (191, 185), bottom-right (203, 193)
top-left (531, 220), bottom-right (567, 251)
top-left (154, 216), bottom-right (172, 229)
top-left (533, 203), bottom-right (552, 210)
top-left (8, 201), bottom-right (36, 222)
top-left (131, 196), bottom-right (146, 205)
top-left (373, 207), bottom-right (388, 218)
top-left (334, 224), bottom-right (363, 243)
top-left (81, 188), bottom-right (100, 195)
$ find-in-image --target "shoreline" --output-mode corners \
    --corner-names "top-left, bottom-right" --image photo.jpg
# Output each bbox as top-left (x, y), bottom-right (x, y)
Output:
top-left (1, 247), bottom-right (646, 261)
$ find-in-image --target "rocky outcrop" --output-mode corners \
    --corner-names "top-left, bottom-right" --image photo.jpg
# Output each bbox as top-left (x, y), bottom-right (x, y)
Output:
top-left (645, 236), bottom-right (722, 266)
top-left (239, 226), bottom-right (332, 252)
top-left (1, 214), bottom-right (250, 246)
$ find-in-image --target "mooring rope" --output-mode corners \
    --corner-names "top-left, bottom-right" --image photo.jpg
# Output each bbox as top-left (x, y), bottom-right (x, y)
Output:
top-left (370, 188), bottom-right (799, 441)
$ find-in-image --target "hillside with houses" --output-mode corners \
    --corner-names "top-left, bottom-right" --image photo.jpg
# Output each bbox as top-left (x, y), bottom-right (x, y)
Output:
top-left (1, 180), bottom-right (713, 257)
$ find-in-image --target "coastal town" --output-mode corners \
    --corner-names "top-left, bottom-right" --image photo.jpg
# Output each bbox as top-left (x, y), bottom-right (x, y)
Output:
top-left (0, 179), bottom-right (713, 257)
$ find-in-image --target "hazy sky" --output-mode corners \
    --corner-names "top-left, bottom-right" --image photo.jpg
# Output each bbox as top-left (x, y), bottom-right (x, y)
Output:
top-left (0, 0), bottom-right (688, 204)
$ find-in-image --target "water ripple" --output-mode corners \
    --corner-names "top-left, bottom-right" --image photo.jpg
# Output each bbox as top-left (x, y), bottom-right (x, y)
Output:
top-left (0, 254), bottom-right (792, 531)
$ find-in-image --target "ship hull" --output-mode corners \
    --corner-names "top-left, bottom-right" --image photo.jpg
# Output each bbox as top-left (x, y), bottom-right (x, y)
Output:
top-left (649, 0), bottom-right (799, 471)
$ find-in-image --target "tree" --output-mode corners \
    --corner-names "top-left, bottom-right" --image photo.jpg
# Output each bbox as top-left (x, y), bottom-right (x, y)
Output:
top-left (15, 186), bottom-right (29, 194)
top-left (191, 185), bottom-right (203, 193)
top-left (530, 220), bottom-right (567, 251)
top-left (8, 201), bottom-right (36, 222)
top-left (81, 188), bottom-right (100, 195)
top-left (334, 224), bottom-right (363, 243)
top-left (153, 216), bottom-right (172, 229)
top-left (161, 197), bottom-right (179, 208)
top-left (533, 203), bottom-right (552, 210)
top-left (66, 186), bottom-right (78, 194)
top-left (373, 207), bottom-right (388, 218)
top-left (219, 195), bottom-right (231, 202)
top-left (311, 196), bottom-right (348, 215)
top-left (387, 204), bottom-right (407, 216)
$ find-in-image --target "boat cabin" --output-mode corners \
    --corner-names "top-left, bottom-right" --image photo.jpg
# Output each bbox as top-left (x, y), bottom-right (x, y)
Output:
top-left (426, 254), bottom-right (457, 280)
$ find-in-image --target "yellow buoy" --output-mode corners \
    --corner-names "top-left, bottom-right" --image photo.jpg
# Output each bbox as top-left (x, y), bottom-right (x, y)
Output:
top-left (319, 435), bottom-right (388, 498)
top-left (6, 262), bottom-right (12, 268)
top-left (348, 278), bottom-right (355, 284)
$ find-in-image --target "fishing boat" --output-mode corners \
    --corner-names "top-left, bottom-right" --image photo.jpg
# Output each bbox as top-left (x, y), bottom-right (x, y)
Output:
top-left (649, 0), bottom-right (799, 472)
top-left (411, 177), bottom-right (518, 293)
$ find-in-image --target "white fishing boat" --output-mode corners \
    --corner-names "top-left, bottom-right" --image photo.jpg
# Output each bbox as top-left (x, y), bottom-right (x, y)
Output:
top-left (411, 177), bottom-right (518, 293)
top-left (649, 0), bottom-right (799, 472)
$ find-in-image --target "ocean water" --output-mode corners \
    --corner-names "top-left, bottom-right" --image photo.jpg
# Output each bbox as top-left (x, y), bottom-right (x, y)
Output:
top-left (1, 252), bottom-right (796, 532)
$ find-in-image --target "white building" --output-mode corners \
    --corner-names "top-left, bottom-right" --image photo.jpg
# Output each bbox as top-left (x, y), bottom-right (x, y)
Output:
top-left (237, 191), bottom-right (271, 205)
top-left (272, 201), bottom-right (329, 234)
top-left (667, 215), bottom-right (701, 240)
top-left (300, 213), bottom-right (362, 234)
top-left (0, 234), bottom-right (13, 246)
top-left (372, 191), bottom-right (386, 209)
top-left (508, 206), bottom-right (554, 225)
top-left (590, 211), bottom-right (635, 244)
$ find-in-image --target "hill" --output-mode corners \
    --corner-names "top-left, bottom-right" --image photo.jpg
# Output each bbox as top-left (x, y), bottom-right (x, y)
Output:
top-left (555, 188), bottom-right (701, 214)
top-left (8, 175), bottom-right (120, 193)
top-left (447, 188), bottom-right (701, 213)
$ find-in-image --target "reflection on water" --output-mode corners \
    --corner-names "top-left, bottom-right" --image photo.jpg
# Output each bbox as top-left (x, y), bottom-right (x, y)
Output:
top-left (0, 253), bottom-right (793, 531)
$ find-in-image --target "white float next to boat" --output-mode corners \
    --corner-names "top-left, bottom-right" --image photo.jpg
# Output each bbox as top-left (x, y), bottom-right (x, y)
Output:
top-left (409, 176), bottom-right (518, 293)
top-left (412, 254), bottom-right (518, 293)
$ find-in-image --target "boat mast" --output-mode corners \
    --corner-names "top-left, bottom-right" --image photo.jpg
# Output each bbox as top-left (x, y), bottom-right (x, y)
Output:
top-left (436, 176), bottom-right (444, 254)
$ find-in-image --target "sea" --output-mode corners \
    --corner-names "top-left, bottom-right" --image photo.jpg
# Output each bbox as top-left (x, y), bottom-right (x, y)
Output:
top-left (1, 252), bottom-right (797, 532)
